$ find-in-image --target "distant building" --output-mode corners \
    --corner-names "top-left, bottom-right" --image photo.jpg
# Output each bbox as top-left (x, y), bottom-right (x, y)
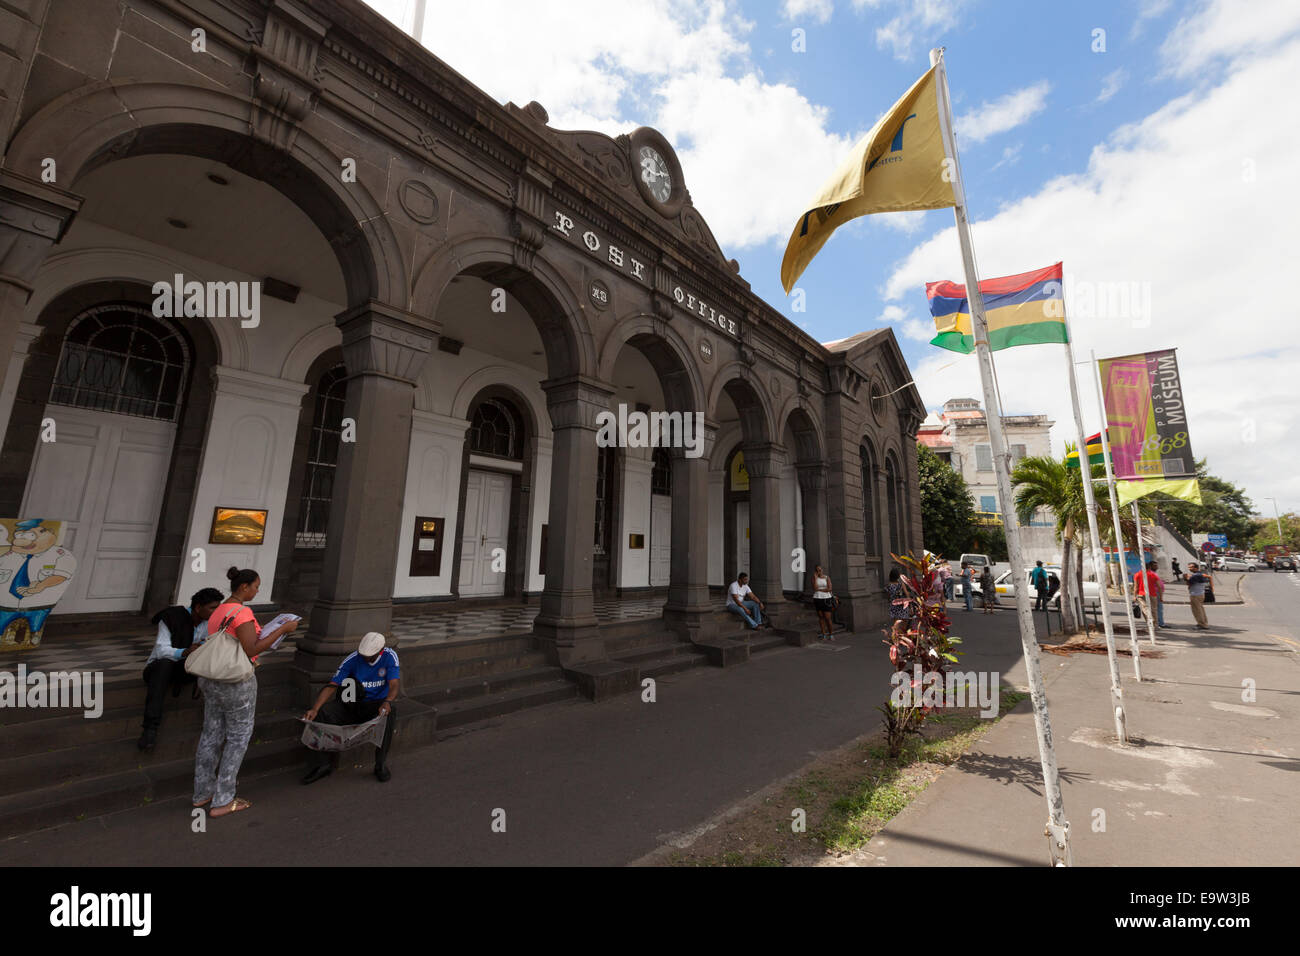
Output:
top-left (918, 397), bottom-right (1060, 562)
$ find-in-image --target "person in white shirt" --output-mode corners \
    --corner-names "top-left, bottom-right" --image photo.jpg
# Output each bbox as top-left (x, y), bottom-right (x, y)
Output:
top-left (811, 565), bottom-right (835, 641)
top-left (726, 572), bottom-right (767, 630)
top-left (139, 587), bottom-right (224, 752)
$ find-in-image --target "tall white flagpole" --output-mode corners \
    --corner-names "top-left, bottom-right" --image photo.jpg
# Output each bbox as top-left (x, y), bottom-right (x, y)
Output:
top-left (1061, 302), bottom-right (1127, 743)
top-left (931, 47), bottom-right (1072, 866)
top-left (1091, 351), bottom-right (1143, 680)
top-left (1132, 502), bottom-right (1159, 644)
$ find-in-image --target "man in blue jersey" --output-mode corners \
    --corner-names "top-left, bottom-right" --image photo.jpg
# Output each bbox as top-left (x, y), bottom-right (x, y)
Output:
top-left (301, 631), bottom-right (400, 784)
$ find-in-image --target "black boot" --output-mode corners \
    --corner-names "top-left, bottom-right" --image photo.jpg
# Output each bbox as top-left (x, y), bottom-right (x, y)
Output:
top-left (374, 762), bottom-right (391, 782)
top-left (137, 727), bottom-right (157, 752)
top-left (301, 765), bottom-right (332, 785)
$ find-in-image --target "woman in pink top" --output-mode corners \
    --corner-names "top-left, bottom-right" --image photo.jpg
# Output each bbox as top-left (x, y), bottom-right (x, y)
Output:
top-left (192, 566), bottom-right (299, 817)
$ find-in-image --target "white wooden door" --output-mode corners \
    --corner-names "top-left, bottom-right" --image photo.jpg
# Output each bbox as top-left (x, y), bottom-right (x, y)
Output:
top-left (650, 494), bottom-right (671, 587)
top-left (21, 405), bottom-right (176, 613)
top-left (736, 500), bottom-right (750, 576)
top-left (458, 470), bottom-right (511, 597)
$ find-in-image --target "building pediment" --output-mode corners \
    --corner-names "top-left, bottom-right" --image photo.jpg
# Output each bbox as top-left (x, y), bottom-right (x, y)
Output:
top-left (507, 102), bottom-right (736, 274)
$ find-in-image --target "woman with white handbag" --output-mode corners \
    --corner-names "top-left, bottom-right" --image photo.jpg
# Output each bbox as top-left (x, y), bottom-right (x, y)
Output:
top-left (187, 566), bottom-right (299, 817)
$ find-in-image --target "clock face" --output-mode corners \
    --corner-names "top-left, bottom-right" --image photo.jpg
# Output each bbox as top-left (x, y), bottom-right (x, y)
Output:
top-left (639, 146), bottom-right (673, 204)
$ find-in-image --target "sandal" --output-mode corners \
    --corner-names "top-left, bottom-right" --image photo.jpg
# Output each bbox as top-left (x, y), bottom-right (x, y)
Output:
top-left (209, 797), bottom-right (252, 817)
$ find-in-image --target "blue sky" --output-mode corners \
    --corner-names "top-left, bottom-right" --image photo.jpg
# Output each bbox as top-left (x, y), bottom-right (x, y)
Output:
top-left (365, 0), bottom-right (1300, 513)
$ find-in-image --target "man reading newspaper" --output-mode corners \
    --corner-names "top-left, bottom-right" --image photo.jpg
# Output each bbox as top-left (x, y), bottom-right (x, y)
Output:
top-left (301, 631), bottom-right (400, 784)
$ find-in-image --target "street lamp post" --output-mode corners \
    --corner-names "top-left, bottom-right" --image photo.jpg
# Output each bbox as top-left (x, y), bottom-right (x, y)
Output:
top-left (1264, 497), bottom-right (1283, 541)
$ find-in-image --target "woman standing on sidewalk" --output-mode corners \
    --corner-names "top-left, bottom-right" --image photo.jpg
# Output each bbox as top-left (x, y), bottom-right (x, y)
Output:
top-left (811, 565), bottom-right (836, 641)
top-left (192, 566), bottom-right (299, 817)
top-left (886, 568), bottom-right (913, 637)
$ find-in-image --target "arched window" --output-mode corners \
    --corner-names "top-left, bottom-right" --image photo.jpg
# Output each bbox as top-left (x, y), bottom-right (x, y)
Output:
top-left (886, 456), bottom-right (902, 556)
top-left (49, 304), bottom-right (190, 421)
top-left (651, 447), bottom-right (673, 496)
top-left (860, 443), bottom-right (876, 556)
top-left (469, 398), bottom-right (523, 459)
top-left (296, 364), bottom-right (347, 548)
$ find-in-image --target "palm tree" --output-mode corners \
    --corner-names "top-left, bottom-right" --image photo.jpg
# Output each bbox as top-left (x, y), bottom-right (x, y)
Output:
top-left (1010, 453), bottom-right (1090, 635)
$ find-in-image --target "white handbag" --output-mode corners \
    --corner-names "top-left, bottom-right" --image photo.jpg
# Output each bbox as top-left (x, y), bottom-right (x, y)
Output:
top-left (184, 613), bottom-right (254, 683)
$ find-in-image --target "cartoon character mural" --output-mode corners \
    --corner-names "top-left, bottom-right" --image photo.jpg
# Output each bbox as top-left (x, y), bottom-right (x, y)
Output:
top-left (0, 518), bottom-right (77, 650)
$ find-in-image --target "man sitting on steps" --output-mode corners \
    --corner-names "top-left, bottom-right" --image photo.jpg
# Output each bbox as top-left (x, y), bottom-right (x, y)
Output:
top-left (302, 631), bottom-right (400, 784)
top-left (138, 587), bottom-right (224, 752)
top-left (726, 571), bottom-right (770, 630)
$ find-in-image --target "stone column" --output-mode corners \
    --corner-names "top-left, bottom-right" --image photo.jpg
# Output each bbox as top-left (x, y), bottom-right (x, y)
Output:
top-left (662, 422), bottom-right (715, 642)
top-left (294, 302), bottom-right (438, 684)
top-left (531, 374), bottom-right (614, 666)
top-left (796, 463), bottom-right (830, 597)
top-left (743, 442), bottom-right (786, 613)
top-left (0, 172), bottom-right (80, 410)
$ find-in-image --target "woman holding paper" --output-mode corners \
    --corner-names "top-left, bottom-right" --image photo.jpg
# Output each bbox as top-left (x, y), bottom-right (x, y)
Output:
top-left (192, 566), bottom-right (299, 817)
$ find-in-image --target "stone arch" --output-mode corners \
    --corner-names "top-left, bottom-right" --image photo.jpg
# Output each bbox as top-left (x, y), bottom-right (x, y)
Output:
top-left (0, 278), bottom-right (221, 615)
top-left (448, 365), bottom-right (548, 439)
top-left (708, 365), bottom-right (774, 444)
top-left (281, 323), bottom-right (343, 384)
top-left (412, 235), bottom-right (594, 381)
top-left (777, 401), bottom-right (825, 466)
top-left (32, 246), bottom-right (248, 370)
top-left (7, 81), bottom-right (401, 308)
top-left (597, 312), bottom-right (706, 414)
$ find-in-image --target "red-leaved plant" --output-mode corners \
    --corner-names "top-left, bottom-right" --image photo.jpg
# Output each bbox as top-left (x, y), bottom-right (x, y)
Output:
top-left (878, 551), bottom-right (964, 757)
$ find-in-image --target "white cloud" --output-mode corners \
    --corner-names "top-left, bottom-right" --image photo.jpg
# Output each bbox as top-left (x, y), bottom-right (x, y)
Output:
top-left (954, 81), bottom-right (1050, 145)
top-left (783, 0), bottom-right (833, 25)
top-left (1130, 0), bottom-right (1172, 39)
top-left (360, 0), bottom-right (867, 251)
top-left (1097, 68), bottom-right (1127, 103)
top-left (990, 143), bottom-right (1022, 171)
top-left (881, 27), bottom-right (1300, 505)
top-left (1159, 0), bottom-right (1300, 79)
top-left (853, 0), bottom-right (971, 60)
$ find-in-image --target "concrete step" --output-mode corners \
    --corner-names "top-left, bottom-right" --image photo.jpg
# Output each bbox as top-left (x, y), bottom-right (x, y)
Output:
top-left (429, 679), bottom-right (580, 735)
top-left (0, 704), bottom-right (437, 840)
top-left (396, 648), bottom-right (551, 687)
top-left (602, 628), bottom-right (679, 654)
top-left (405, 665), bottom-right (566, 707)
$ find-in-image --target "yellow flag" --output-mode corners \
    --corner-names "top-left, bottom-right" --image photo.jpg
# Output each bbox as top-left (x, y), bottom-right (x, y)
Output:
top-left (781, 65), bottom-right (956, 293)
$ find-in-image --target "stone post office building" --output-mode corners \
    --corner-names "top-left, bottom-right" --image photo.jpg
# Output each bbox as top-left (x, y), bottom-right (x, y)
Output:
top-left (0, 0), bottom-right (924, 682)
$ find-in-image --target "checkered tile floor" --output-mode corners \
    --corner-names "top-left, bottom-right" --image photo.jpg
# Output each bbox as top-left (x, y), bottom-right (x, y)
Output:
top-left (0, 597), bottom-right (668, 680)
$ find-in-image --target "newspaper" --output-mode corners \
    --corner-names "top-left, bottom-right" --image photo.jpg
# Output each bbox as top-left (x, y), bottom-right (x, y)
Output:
top-left (261, 612), bottom-right (301, 652)
top-left (300, 713), bottom-right (387, 752)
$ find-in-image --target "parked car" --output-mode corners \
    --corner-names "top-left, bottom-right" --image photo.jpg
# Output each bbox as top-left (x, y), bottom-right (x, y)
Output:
top-left (1274, 555), bottom-right (1297, 572)
top-left (1218, 556), bottom-right (1254, 572)
top-left (970, 567), bottom-right (1102, 607)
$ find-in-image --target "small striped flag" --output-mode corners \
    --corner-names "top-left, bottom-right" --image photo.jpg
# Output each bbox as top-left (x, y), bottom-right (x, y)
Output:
top-left (927, 262), bottom-right (1067, 353)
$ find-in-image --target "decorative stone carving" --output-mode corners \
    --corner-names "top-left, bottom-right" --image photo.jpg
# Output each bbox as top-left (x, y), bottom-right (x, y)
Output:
top-left (509, 212), bottom-right (546, 271)
top-left (398, 179), bottom-right (439, 223)
top-left (336, 301), bottom-right (438, 385)
top-left (796, 464), bottom-right (828, 493)
top-left (542, 376), bottom-right (616, 431)
top-left (250, 0), bottom-right (329, 153)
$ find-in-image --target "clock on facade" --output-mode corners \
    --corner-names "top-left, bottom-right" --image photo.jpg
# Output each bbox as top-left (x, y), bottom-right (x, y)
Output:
top-left (627, 127), bottom-right (685, 218)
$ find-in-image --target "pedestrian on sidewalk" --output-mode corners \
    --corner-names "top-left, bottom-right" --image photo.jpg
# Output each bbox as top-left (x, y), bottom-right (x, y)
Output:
top-left (939, 563), bottom-right (954, 603)
top-left (1171, 557), bottom-right (1182, 582)
top-left (980, 566), bottom-right (997, 614)
top-left (810, 565), bottom-right (836, 641)
top-left (886, 568), bottom-right (913, 637)
top-left (138, 587), bottom-right (224, 751)
top-left (192, 566), bottom-right (300, 818)
top-left (1185, 561), bottom-right (1210, 630)
top-left (1134, 560), bottom-right (1166, 628)
top-left (1030, 560), bottom-right (1049, 611)
top-left (302, 631), bottom-right (400, 784)
top-left (960, 562), bottom-right (973, 612)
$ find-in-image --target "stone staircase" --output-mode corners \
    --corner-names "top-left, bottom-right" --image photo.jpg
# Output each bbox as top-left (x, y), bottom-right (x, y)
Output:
top-left (0, 603), bottom-right (826, 839)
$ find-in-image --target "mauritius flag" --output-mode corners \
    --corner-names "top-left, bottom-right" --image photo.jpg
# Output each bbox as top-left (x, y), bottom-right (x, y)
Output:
top-left (927, 262), bottom-right (1067, 353)
top-left (1065, 431), bottom-right (1108, 469)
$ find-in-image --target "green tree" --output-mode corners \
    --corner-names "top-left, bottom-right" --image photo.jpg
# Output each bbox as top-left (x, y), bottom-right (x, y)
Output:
top-left (1150, 460), bottom-right (1256, 548)
top-left (916, 444), bottom-right (975, 560)
top-left (1010, 454), bottom-right (1087, 635)
top-left (1252, 512), bottom-right (1300, 552)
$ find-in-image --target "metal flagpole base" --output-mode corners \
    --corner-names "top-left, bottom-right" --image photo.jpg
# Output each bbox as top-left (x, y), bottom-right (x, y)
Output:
top-left (1046, 820), bottom-right (1073, 866)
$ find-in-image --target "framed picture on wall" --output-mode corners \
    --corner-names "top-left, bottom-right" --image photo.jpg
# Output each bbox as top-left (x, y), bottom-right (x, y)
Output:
top-left (209, 507), bottom-right (268, 545)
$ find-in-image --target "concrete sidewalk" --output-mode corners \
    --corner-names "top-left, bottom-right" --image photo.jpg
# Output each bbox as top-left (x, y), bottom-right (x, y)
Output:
top-left (858, 577), bottom-right (1300, 866)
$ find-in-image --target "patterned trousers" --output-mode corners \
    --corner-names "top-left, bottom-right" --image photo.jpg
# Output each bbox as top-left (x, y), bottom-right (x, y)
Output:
top-left (193, 674), bottom-right (258, 807)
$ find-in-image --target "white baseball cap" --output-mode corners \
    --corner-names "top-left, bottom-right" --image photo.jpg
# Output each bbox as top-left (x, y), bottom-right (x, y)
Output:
top-left (358, 631), bottom-right (386, 657)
